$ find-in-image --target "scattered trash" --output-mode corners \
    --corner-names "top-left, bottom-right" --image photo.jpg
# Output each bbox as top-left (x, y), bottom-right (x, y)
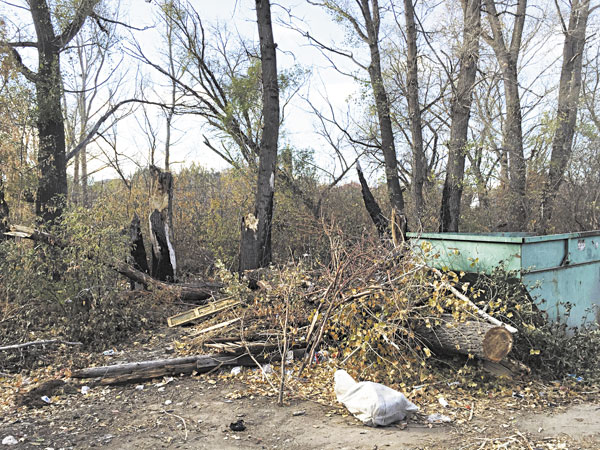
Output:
top-left (2, 436), bottom-right (18, 446)
top-left (261, 364), bottom-right (273, 375)
top-left (438, 397), bottom-right (449, 408)
top-left (156, 377), bottom-right (174, 387)
top-left (567, 374), bottom-right (584, 382)
top-left (230, 366), bottom-right (242, 376)
top-left (103, 349), bottom-right (116, 356)
top-left (164, 399), bottom-right (172, 405)
top-left (81, 386), bottom-right (90, 395)
top-left (40, 395), bottom-right (51, 404)
top-left (447, 381), bottom-right (461, 387)
top-left (334, 369), bottom-right (418, 427)
top-left (229, 419), bottom-right (246, 432)
top-left (157, 387), bottom-right (165, 392)
top-left (313, 350), bottom-right (329, 364)
top-left (286, 350), bottom-right (294, 363)
top-left (512, 391), bottom-right (524, 399)
top-left (292, 410), bottom-right (306, 416)
top-left (427, 413), bottom-right (452, 423)
top-left (135, 385), bottom-right (144, 391)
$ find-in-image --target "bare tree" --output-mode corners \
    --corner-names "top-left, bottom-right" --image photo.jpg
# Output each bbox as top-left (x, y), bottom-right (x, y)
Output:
top-left (482, 0), bottom-right (528, 230)
top-left (540, 0), bottom-right (596, 232)
top-left (2, 0), bottom-right (101, 223)
top-left (439, 0), bottom-right (482, 232)
top-left (304, 0), bottom-right (407, 237)
top-left (239, 0), bottom-right (280, 271)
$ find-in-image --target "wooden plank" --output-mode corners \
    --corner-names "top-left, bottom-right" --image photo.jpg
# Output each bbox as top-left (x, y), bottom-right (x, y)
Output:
top-left (189, 317), bottom-right (241, 336)
top-left (167, 298), bottom-right (239, 327)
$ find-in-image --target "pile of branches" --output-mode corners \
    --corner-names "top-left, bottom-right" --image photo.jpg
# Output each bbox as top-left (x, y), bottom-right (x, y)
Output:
top-left (182, 233), bottom-right (517, 385)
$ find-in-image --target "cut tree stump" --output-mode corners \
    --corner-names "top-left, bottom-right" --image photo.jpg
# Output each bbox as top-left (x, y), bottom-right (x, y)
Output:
top-left (416, 315), bottom-right (513, 363)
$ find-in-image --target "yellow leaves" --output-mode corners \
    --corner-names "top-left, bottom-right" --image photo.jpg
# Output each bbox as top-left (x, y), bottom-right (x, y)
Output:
top-left (530, 349), bottom-right (541, 355)
top-left (423, 347), bottom-right (431, 358)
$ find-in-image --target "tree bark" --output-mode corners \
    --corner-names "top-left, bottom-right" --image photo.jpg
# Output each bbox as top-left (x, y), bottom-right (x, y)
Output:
top-left (149, 165), bottom-right (176, 281)
top-left (356, 162), bottom-right (389, 237)
top-left (72, 349), bottom-right (306, 384)
top-left (129, 213), bottom-right (149, 275)
top-left (540, 0), bottom-right (592, 232)
top-left (416, 315), bottom-right (513, 363)
top-left (440, 0), bottom-right (481, 232)
top-left (239, 0), bottom-right (280, 272)
top-left (484, 0), bottom-right (528, 230)
top-left (403, 0), bottom-right (427, 219)
top-left (361, 0), bottom-right (407, 223)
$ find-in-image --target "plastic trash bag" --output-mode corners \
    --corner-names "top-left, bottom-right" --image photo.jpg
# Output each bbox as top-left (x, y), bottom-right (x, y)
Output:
top-left (334, 369), bottom-right (418, 427)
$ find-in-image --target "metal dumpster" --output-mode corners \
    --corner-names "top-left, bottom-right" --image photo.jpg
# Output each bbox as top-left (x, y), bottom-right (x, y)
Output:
top-left (407, 231), bottom-right (600, 328)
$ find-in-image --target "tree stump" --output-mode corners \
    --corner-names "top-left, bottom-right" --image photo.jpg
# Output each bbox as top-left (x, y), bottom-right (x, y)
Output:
top-left (149, 166), bottom-right (176, 282)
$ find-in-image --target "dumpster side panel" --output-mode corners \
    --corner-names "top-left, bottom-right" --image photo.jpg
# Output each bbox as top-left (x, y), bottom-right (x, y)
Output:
top-left (411, 238), bottom-right (522, 274)
top-left (522, 265), bottom-right (600, 329)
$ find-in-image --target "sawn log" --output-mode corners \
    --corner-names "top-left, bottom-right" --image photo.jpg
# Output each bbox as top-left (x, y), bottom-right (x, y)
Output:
top-left (416, 315), bottom-right (513, 363)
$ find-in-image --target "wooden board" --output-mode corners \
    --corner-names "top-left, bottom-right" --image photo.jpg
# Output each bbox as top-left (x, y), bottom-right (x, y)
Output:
top-left (167, 298), bottom-right (239, 327)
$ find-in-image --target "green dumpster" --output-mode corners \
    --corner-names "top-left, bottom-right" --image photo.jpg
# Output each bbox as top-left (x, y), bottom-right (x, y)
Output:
top-left (408, 231), bottom-right (600, 328)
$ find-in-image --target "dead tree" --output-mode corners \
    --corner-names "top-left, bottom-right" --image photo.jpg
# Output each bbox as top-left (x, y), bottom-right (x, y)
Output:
top-left (239, 0), bottom-right (280, 272)
top-left (149, 165), bottom-right (176, 281)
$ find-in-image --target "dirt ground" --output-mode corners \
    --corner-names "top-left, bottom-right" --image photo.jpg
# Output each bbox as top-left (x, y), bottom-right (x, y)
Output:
top-left (1, 327), bottom-right (599, 450)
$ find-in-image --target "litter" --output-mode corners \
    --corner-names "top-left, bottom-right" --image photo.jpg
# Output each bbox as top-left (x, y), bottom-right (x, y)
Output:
top-left (230, 366), bottom-right (242, 376)
top-left (334, 370), bottom-right (418, 427)
top-left (427, 413), bottom-right (452, 423)
top-left (2, 436), bottom-right (18, 446)
top-left (438, 397), bottom-right (449, 407)
top-left (81, 386), bottom-right (90, 395)
top-left (40, 395), bottom-right (51, 404)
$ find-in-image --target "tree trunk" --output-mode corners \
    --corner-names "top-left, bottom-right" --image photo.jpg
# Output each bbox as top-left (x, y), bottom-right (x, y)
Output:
top-left (440, 0), bottom-right (481, 232)
top-left (0, 178), bottom-right (9, 241)
top-left (484, 0), bottom-right (528, 230)
top-left (149, 166), bottom-right (176, 281)
top-left (356, 162), bottom-right (389, 237)
top-left (416, 315), bottom-right (513, 362)
top-left (239, 0), bottom-right (280, 272)
top-left (359, 0), bottom-right (406, 239)
top-left (403, 0), bottom-right (427, 219)
top-left (540, 0), bottom-right (591, 232)
top-left (32, 42), bottom-right (67, 223)
top-left (129, 213), bottom-right (149, 275)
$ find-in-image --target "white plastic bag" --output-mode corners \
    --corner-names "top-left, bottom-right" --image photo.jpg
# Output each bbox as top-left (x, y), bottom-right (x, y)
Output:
top-left (334, 370), bottom-right (418, 427)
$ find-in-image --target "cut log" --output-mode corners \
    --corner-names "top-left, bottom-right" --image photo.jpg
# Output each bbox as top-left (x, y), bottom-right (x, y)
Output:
top-left (72, 349), bottom-right (306, 384)
top-left (416, 315), bottom-right (513, 363)
top-left (149, 165), bottom-right (176, 282)
top-left (430, 267), bottom-right (518, 333)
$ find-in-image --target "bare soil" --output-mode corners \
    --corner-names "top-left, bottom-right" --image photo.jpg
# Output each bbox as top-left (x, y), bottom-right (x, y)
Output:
top-left (1, 326), bottom-right (599, 450)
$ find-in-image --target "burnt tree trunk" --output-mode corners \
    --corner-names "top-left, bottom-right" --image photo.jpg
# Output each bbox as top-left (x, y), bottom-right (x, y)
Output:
top-left (239, 0), bottom-right (280, 272)
top-left (149, 165), bottom-right (176, 282)
top-left (440, 0), bottom-right (481, 232)
top-left (416, 315), bottom-right (513, 363)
